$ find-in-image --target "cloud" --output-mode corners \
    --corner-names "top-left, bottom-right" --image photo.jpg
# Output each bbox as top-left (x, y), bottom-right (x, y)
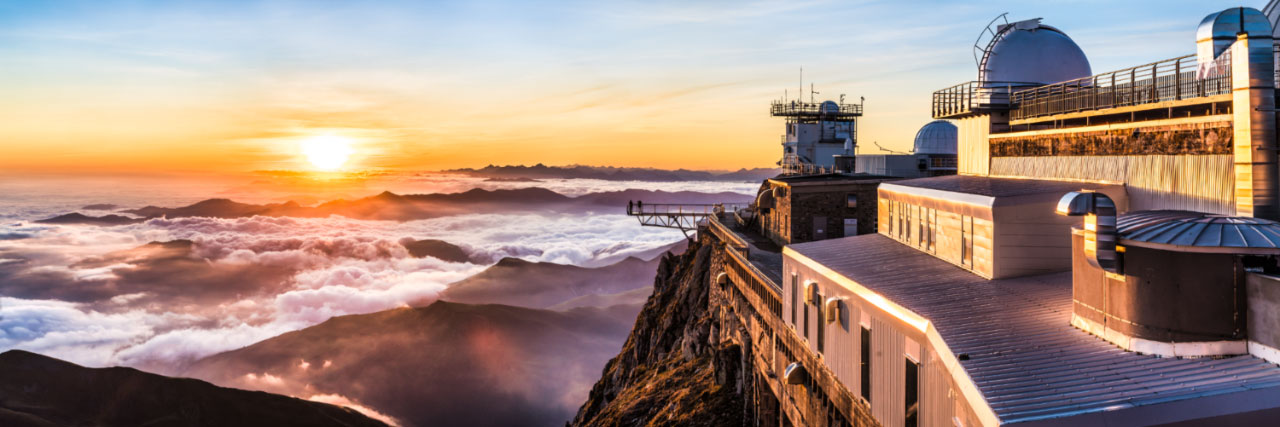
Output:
top-left (308, 394), bottom-right (401, 426)
top-left (0, 206), bottom-right (686, 373)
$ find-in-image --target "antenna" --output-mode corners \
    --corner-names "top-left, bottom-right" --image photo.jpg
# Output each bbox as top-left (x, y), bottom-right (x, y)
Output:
top-left (799, 67), bottom-right (803, 104)
top-left (810, 83), bottom-right (819, 104)
top-left (874, 141), bottom-right (909, 155)
top-left (840, 94), bottom-right (846, 104)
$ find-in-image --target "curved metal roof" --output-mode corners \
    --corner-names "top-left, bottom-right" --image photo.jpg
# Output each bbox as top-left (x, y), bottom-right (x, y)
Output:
top-left (982, 20), bottom-right (1091, 85)
top-left (1117, 210), bottom-right (1280, 254)
top-left (913, 120), bottom-right (957, 155)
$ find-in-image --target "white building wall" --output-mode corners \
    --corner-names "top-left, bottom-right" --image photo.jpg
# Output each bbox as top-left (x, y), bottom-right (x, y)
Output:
top-left (783, 255), bottom-right (977, 427)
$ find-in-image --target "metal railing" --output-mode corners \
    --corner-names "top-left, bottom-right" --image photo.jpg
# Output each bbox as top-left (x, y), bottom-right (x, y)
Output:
top-left (932, 81), bottom-right (1042, 118)
top-left (1011, 53), bottom-right (1232, 121)
top-left (770, 101), bottom-right (862, 118)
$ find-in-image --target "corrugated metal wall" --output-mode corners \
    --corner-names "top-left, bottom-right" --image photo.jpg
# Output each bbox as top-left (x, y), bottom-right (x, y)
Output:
top-left (990, 154), bottom-right (1235, 214)
top-left (920, 348), bottom-right (956, 427)
top-left (872, 317), bottom-right (905, 427)
top-left (957, 116), bottom-right (991, 176)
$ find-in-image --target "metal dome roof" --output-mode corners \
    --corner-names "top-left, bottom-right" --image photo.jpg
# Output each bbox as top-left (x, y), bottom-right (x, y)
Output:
top-left (1117, 210), bottom-right (1280, 254)
top-left (981, 19), bottom-right (1092, 85)
top-left (819, 100), bottom-right (840, 113)
top-left (912, 120), bottom-right (957, 155)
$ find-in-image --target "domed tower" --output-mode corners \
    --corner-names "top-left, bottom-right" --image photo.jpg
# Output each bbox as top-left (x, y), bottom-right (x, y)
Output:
top-left (912, 120), bottom-right (958, 155)
top-left (911, 120), bottom-right (958, 176)
top-left (933, 16), bottom-right (1092, 175)
top-left (978, 18), bottom-right (1092, 86)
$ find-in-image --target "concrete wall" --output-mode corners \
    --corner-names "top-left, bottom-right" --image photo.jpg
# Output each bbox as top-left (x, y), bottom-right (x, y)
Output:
top-left (1247, 273), bottom-right (1280, 351)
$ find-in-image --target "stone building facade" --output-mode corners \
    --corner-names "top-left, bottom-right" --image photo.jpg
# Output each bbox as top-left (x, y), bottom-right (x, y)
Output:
top-left (757, 173), bottom-right (895, 247)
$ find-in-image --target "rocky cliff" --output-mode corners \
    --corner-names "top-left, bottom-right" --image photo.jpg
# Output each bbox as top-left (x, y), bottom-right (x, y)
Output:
top-left (570, 238), bottom-right (755, 426)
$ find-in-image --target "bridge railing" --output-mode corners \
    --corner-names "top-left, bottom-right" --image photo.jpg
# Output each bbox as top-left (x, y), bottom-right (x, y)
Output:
top-left (625, 203), bottom-right (747, 216)
top-left (1011, 52), bottom-right (1232, 121)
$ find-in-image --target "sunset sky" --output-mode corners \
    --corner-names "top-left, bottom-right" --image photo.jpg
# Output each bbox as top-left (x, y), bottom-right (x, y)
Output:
top-left (0, 0), bottom-right (1250, 174)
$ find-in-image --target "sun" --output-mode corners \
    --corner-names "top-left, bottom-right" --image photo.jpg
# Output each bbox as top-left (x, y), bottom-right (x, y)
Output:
top-left (300, 135), bottom-right (355, 171)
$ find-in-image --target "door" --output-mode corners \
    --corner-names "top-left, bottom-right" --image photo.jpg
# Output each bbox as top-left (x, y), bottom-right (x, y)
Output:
top-left (813, 216), bottom-right (827, 241)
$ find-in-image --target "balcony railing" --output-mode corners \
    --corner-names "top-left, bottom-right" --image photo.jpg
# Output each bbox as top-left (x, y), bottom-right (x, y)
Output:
top-left (932, 81), bottom-right (1042, 119)
top-left (770, 101), bottom-right (862, 118)
top-left (1010, 53), bottom-right (1232, 121)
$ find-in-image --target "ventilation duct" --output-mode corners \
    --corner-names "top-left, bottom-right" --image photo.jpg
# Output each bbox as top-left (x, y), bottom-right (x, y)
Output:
top-left (1057, 191), bottom-right (1120, 273)
top-left (824, 297), bottom-right (842, 324)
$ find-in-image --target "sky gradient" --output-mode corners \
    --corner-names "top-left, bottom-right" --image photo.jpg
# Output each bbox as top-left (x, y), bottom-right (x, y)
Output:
top-left (0, 0), bottom-right (1256, 173)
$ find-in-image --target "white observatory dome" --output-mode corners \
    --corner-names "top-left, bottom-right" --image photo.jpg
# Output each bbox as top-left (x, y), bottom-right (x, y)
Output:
top-left (819, 100), bottom-right (840, 113)
top-left (913, 120), bottom-right (958, 155)
top-left (982, 19), bottom-right (1091, 85)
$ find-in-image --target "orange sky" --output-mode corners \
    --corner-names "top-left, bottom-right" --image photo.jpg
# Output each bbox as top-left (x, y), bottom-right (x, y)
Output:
top-left (0, 0), bottom-right (1242, 174)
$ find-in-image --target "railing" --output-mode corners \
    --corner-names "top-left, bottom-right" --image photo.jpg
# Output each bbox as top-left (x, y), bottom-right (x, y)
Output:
top-left (723, 238), bottom-right (783, 311)
top-left (929, 157), bottom-right (957, 169)
top-left (932, 81), bottom-right (1042, 118)
top-left (1011, 53), bottom-right (1232, 121)
top-left (771, 101), bottom-right (863, 118)
top-left (626, 203), bottom-right (743, 216)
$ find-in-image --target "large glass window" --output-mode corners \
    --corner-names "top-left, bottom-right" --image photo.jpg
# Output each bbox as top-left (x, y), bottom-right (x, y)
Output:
top-left (846, 194), bottom-right (857, 209)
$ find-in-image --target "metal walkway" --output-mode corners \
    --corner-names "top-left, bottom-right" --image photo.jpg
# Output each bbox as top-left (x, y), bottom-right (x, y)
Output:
top-left (625, 202), bottom-right (746, 238)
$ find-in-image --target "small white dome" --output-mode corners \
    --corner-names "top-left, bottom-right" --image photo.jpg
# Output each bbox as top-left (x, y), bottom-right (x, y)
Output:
top-left (982, 20), bottom-right (1091, 85)
top-left (819, 100), bottom-right (840, 113)
top-left (913, 120), bottom-right (957, 155)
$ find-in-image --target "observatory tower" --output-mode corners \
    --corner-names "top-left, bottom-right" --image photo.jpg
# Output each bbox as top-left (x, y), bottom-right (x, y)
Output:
top-left (772, 96), bottom-right (864, 175)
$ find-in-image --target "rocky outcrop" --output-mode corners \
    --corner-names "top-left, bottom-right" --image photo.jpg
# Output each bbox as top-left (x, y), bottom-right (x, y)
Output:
top-left (570, 238), bottom-right (755, 426)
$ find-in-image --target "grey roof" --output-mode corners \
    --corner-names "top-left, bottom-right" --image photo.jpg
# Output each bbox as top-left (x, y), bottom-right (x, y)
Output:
top-left (1118, 210), bottom-right (1280, 254)
top-left (770, 172), bottom-right (898, 184)
top-left (885, 175), bottom-right (1116, 198)
top-left (789, 234), bottom-right (1280, 424)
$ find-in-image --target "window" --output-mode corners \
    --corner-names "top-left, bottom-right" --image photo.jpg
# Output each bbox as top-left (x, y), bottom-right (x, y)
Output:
top-left (961, 215), bottom-right (974, 267)
top-left (906, 357), bottom-right (919, 427)
top-left (790, 274), bottom-right (798, 326)
top-left (860, 326), bottom-right (872, 403)
top-left (803, 294), bottom-right (810, 339)
top-left (816, 293), bottom-right (825, 353)
top-left (846, 194), bottom-right (858, 209)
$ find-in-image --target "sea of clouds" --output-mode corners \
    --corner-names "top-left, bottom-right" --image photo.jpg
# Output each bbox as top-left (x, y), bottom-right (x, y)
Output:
top-left (0, 175), bottom-right (746, 375)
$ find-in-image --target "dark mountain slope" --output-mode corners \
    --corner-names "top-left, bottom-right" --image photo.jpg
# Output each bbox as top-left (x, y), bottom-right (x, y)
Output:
top-left (0, 350), bottom-right (387, 427)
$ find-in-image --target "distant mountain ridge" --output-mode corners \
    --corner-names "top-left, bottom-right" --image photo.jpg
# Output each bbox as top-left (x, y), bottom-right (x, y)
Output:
top-left (36, 187), bottom-right (751, 224)
top-left (439, 255), bottom-right (659, 309)
top-left (0, 350), bottom-right (388, 427)
top-left (445, 164), bottom-right (780, 182)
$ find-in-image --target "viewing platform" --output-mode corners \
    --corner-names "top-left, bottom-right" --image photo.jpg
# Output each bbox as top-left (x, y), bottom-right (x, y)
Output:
top-left (932, 52), bottom-right (1235, 131)
top-left (770, 101), bottom-right (862, 121)
top-left (625, 202), bottom-right (747, 237)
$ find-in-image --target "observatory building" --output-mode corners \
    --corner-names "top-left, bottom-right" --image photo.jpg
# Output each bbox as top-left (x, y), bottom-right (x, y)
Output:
top-left (855, 120), bottom-right (960, 178)
top-left (773, 98), bottom-right (864, 175)
top-left (632, 3), bottom-right (1280, 427)
top-left (774, 7), bottom-right (1280, 426)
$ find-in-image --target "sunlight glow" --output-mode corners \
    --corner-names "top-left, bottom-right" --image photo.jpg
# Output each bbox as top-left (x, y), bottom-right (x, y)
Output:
top-left (300, 135), bottom-right (355, 171)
